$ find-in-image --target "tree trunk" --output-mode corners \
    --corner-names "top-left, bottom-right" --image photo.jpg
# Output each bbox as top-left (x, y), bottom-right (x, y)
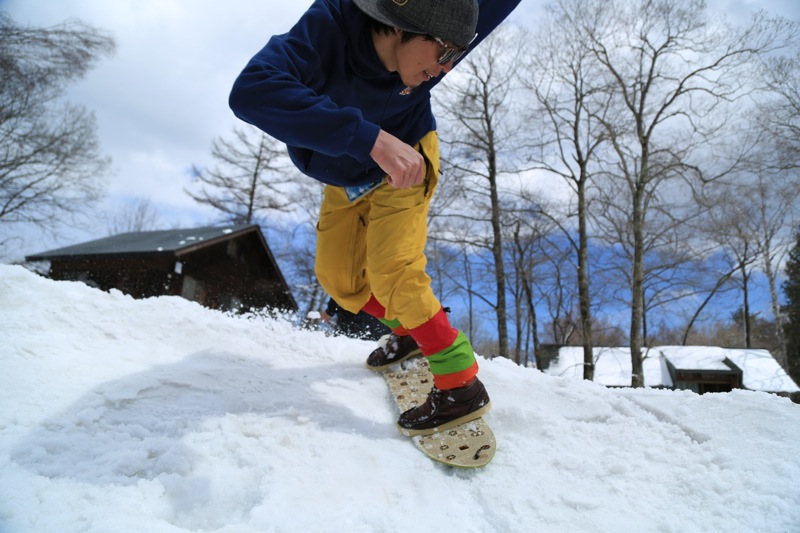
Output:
top-left (630, 185), bottom-right (646, 388)
top-left (762, 235), bottom-right (788, 362)
top-left (741, 257), bottom-right (752, 348)
top-left (577, 179), bottom-right (594, 381)
top-left (488, 149), bottom-right (509, 358)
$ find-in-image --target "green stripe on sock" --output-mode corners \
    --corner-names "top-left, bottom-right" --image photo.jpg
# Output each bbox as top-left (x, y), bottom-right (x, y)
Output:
top-left (426, 331), bottom-right (476, 376)
top-left (379, 317), bottom-right (402, 330)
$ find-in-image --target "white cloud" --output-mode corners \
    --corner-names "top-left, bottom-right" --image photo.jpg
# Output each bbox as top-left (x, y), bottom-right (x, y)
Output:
top-left (2, 0), bottom-right (796, 258)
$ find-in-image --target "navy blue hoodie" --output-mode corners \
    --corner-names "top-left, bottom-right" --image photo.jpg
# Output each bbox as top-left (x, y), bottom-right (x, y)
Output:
top-left (229, 0), bottom-right (521, 187)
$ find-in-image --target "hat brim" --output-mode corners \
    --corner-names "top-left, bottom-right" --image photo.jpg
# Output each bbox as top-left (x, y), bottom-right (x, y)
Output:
top-left (353, 0), bottom-right (427, 36)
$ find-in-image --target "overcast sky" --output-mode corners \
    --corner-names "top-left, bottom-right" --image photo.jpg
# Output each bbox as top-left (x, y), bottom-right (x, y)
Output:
top-left (2, 0), bottom-right (799, 259)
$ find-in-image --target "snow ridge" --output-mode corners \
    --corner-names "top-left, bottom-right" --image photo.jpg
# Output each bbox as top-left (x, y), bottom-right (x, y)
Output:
top-left (1, 265), bottom-right (798, 532)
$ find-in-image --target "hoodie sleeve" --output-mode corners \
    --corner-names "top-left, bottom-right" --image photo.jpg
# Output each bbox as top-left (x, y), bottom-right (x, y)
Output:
top-left (471, 0), bottom-right (523, 50)
top-left (229, 1), bottom-right (380, 164)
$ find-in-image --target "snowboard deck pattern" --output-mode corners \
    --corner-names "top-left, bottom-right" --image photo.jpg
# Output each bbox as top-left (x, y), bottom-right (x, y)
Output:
top-left (382, 357), bottom-right (496, 468)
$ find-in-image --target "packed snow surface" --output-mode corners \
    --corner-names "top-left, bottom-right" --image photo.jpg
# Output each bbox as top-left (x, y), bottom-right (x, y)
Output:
top-left (1, 265), bottom-right (798, 532)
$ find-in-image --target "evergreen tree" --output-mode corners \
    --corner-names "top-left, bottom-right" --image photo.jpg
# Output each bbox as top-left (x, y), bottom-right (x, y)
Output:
top-left (783, 229), bottom-right (800, 385)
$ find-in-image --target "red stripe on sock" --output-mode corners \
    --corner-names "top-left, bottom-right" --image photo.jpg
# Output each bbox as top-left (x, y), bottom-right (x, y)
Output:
top-left (409, 308), bottom-right (458, 356)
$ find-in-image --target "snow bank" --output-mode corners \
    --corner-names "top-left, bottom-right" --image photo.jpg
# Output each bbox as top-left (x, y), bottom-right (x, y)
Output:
top-left (1, 265), bottom-right (798, 532)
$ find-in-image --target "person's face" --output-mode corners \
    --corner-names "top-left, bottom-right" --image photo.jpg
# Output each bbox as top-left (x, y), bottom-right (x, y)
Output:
top-left (395, 34), bottom-right (457, 90)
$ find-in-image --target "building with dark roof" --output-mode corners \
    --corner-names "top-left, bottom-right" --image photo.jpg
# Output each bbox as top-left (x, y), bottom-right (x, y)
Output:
top-left (25, 225), bottom-right (297, 313)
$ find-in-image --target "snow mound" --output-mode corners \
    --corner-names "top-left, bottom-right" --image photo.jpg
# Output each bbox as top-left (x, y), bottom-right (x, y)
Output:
top-left (1, 265), bottom-right (798, 532)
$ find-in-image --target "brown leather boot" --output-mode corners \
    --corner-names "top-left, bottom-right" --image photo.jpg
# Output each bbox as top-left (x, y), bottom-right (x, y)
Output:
top-left (365, 333), bottom-right (422, 371)
top-left (397, 377), bottom-right (491, 436)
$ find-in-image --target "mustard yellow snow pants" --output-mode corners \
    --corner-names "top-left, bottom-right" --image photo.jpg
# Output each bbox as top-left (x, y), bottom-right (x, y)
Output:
top-left (315, 131), bottom-right (478, 389)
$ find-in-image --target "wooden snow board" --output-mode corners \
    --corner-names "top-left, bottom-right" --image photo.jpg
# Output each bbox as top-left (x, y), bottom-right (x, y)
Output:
top-left (382, 357), bottom-right (496, 468)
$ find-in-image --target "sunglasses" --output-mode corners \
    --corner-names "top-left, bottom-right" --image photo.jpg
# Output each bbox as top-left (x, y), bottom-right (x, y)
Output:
top-left (433, 33), bottom-right (477, 65)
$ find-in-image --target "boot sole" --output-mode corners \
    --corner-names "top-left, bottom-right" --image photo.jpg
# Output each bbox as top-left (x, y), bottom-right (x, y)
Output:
top-left (397, 401), bottom-right (492, 437)
top-left (365, 348), bottom-right (422, 372)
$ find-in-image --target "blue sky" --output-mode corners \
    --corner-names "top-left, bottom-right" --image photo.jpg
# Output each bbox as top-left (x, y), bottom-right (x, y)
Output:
top-left (1, 0), bottom-right (798, 263)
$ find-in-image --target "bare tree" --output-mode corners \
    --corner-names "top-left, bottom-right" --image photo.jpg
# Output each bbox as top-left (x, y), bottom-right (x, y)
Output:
top-left (752, 49), bottom-right (800, 359)
top-left (704, 185), bottom-right (764, 346)
top-left (675, 49), bottom-right (800, 349)
top-left (508, 216), bottom-right (546, 367)
top-left (519, 225), bottom-right (581, 347)
top-left (704, 169), bottom-right (800, 354)
top-left (426, 235), bottom-right (464, 307)
top-left (554, 0), bottom-right (797, 386)
top-left (434, 25), bottom-right (527, 359)
top-left (758, 50), bottom-right (800, 171)
top-left (428, 215), bottom-right (490, 345)
top-left (752, 171), bottom-right (799, 359)
top-left (107, 197), bottom-right (163, 234)
top-left (688, 49), bottom-right (800, 355)
top-left (521, 6), bottom-right (617, 379)
top-left (0, 14), bottom-right (114, 233)
top-left (274, 178), bottom-right (326, 318)
top-left (187, 126), bottom-right (298, 225)
top-left (679, 262), bottom-right (739, 345)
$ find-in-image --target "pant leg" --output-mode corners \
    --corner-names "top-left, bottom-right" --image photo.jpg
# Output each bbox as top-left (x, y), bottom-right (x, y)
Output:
top-left (364, 167), bottom-right (440, 329)
top-left (365, 131), bottom-right (479, 389)
top-left (314, 186), bottom-right (372, 314)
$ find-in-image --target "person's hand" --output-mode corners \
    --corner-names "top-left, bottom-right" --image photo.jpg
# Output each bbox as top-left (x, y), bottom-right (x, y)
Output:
top-left (370, 129), bottom-right (425, 189)
top-left (320, 310), bottom-right (332, 323)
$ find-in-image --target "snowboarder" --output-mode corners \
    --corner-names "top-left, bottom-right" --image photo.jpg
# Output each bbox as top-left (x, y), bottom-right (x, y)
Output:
top-left (229, 0), bottom-right (521, 434)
